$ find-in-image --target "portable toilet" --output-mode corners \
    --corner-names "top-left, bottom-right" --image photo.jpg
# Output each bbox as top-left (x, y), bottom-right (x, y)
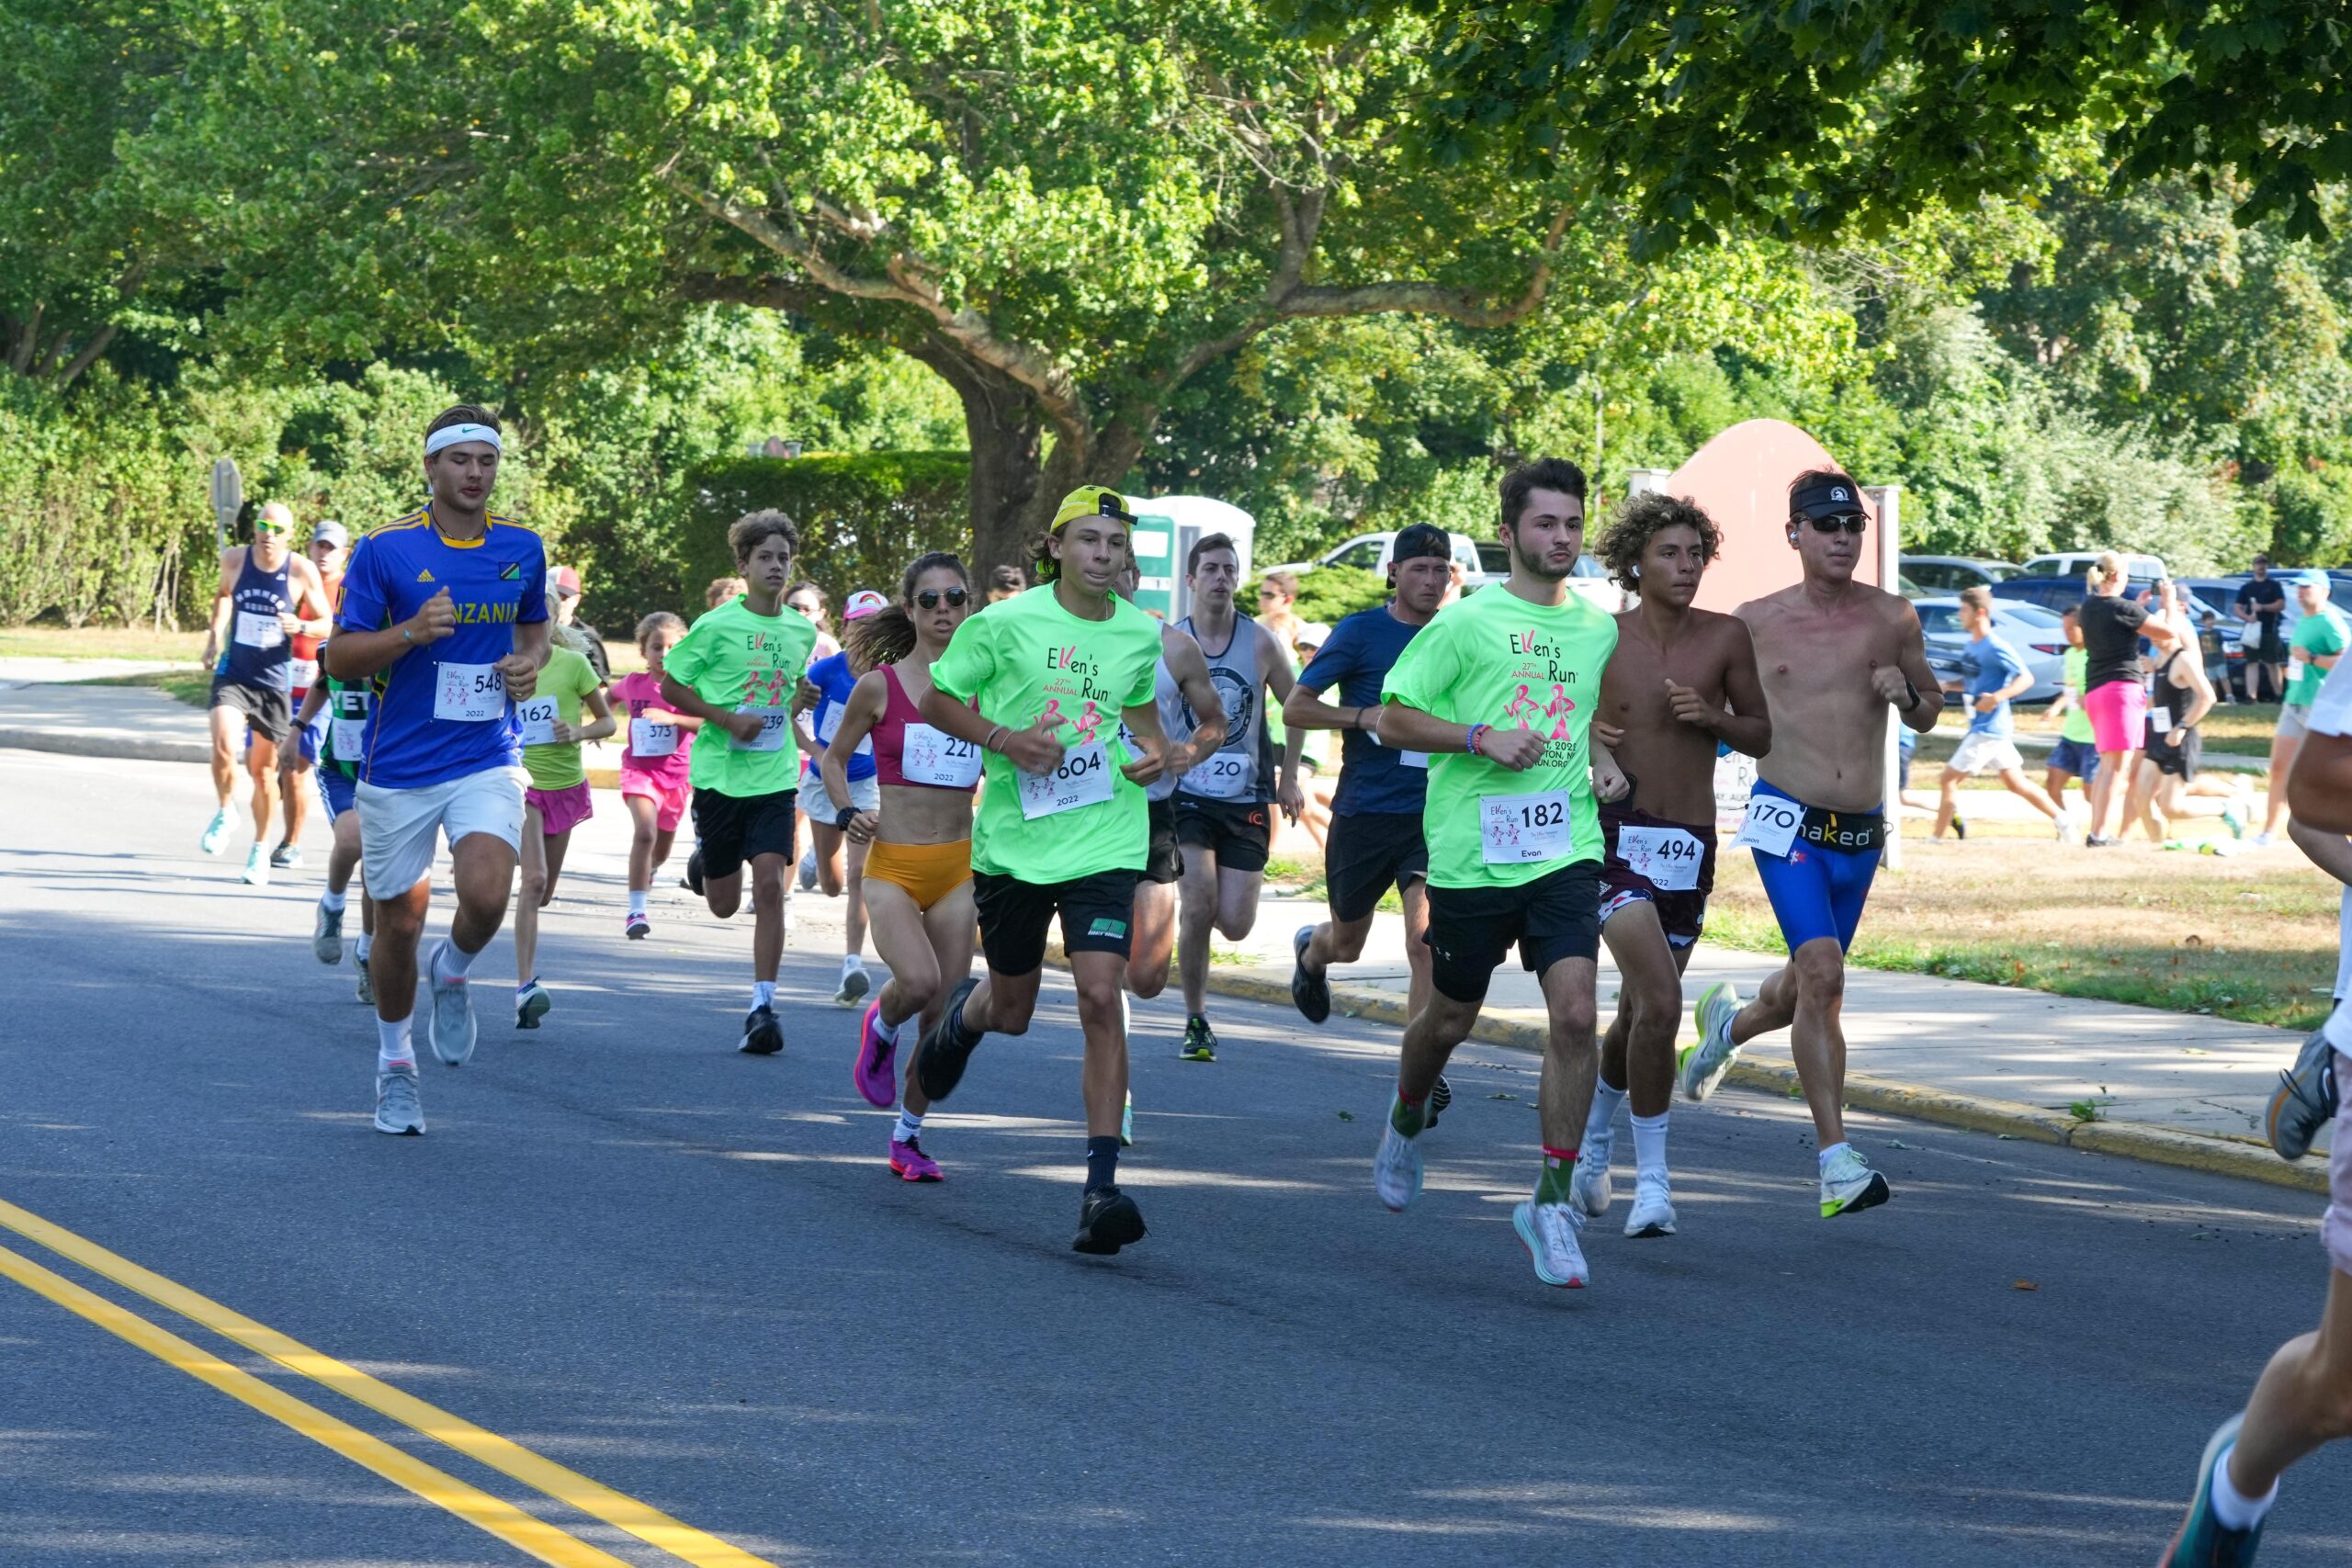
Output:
top-left (1124, 495), bottom-right (1255, 622)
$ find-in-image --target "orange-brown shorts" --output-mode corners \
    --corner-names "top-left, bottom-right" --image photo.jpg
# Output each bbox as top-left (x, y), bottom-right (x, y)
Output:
top-left (863, 837), bottom-right (973, 912)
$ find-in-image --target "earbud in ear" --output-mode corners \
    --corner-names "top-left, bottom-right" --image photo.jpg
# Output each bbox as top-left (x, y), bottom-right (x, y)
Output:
top-left (1631, 565), bottom-right (1642, 578)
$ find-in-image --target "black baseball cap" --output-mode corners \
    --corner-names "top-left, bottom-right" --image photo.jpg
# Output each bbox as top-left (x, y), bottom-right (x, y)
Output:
top-left (1791, 477), bottom-right (1868, 523)
top-left (1391, 524), bottom-right (1452, 562)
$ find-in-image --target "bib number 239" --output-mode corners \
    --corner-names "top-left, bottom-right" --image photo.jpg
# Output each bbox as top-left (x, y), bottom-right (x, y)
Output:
top-left (1017, 741), bottom-right (1113, 820)
top-left (1479, 789), bottom-right (1575, 863)
top-left (730, 705), bottom-right (789, 752)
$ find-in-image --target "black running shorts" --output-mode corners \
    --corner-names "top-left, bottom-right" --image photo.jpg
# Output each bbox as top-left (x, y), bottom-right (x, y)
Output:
top-left (1142, 795), bottom-right (1182, 885)
top-left (974, 869), bottom-right (1142, 976)
top-left (1170, 792), bottom-right (1272, 873)
top-left (1424, 861), bottom-right (1601, 1005)
top-left (210, 677), bottom-right (293, 747)
top-left (692, 786), bottom-right (797, 882)
top-left (1324, 810), bottom-right (1428, 924)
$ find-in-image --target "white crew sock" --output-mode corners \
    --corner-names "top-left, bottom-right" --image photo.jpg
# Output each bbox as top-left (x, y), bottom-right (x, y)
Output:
top-left (842, 953), bottom-right (865, 975)
top-left (355, 931), bottom-right (372, 962)
top-left (888, 1011), bottom-right (912, 1045)
top-left (893, 1108), bottom-right (923, 1144)
top-left (319, 888), bottom-right (347, 914)
top-left (752, 979), bottom-right (775, 1010)
top-left (1631, 1111), bottom-right (1670, 1179)
top-left (1583, 1078), bottom-right (1627, 1151)
top-left (2209, 1442), bottom-right (2278, 1530)
top-left (376, 1015), bottom-right (414, 1072)
top-left (1817, 1140), bottom-right (1851, 1174)
top-left (434, 942), bottom-right (478, 983)
top-left (628, 890), bottom-right (647, 918)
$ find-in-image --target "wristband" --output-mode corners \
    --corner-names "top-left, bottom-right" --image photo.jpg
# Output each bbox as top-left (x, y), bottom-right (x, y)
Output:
top-left (401, 626), bottom-right (413, 644)
top-left (984, 724), bottom-right (1007, 753)
top-left (1465, 723), bottom-right (1489, 757)
top-left (1902, 678), bottom-right (1922, 713)
top-left (834, 806), bottom-right (858, 831)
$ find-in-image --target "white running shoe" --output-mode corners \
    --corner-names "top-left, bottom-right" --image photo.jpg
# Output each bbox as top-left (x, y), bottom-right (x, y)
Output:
top-left (834, 962), bottom-right (871, 1007)
top-left (425, 942), bottom-right (478, 1067)
top-left (1819, 1145), bottom-right (1892, 1218)
top-left (1374, 1111), bottom-right (1424, 1212)
top-left (1623, 1171), bottom-right (1678, 1237)
top-left (1569, 1136), bottom-right (1613, 1219)
top-left (1511, 1200), bottom-right (1589, 1288)
top-left (312, 901), bottom-right (345, 964)
top-left (374, 1066), bottom-right (424, 1135)
top-left (241, 845), bottom-right (269, 886)
top-left (199, 807), bottom-right (232, 856)
top-left (2251, 831), bottom-right (2277, 849)
top-left (2055, 811), bottom-right (2083, 843)
top-left (1677, 980), bottom-right (1742, 1102)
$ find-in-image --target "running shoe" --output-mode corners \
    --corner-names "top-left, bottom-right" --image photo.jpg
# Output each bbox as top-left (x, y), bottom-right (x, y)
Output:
top-left (2158, 1415), bottom-right (2265, 1568)
top-left (624, 912), bottom-right (650, 940)
top-left (312, 901), bottom-right (345, 964)
top-left (354, 954), bottom-right (374, 1006)
top-left (1677, 980), bottom-right (1742, 1102)
top-left (1570, 1135), bottom-right (1613, 1219)
top-left (739, 1004), bottom-right (785, 1055)
top-left (1290, 925), bottom-right (1330, 1023)
top-left (424, 942), bottom-right (477, 1066)
top-left (854, 1001), bottom-right (898, 1108)
top-left (913, 977), bottom-right (980, 1100)
top-left (1623, 1171), bottom-right (1678, 1238)
top-left (2266, 1029), bottom-right (2338, 1162)
top-left (1429, 1072), bottom-right (1452, 1128)
top-left (888, 1136), bottom-right (943, 1183)
top-left (1121, 1089), bottom-right (1135, 1148)
top-left (241, 845), bottom-right (270, 886)
top-left (835, 962), bottom-right (871, 1008)
top-left (199, 807), bottom-right (232, 856)
top-left (2221, 800), bottom-right (2249, 840)
top-left (1819, 1145), bottom-right (1892, 1218)
top-left (1072, 1185), bottom-right (1147, 1255)
top-left (270, 843), bottom-right (302, 870)
top-left (1511, 1200), bottom-right (1589, 1288)
top-left (2251, 832), bottom-right (2276, 849)
top-left (374, 1066), bottom-right (424, 1135)
top-left (2054, 813), bottom-right (2082, 844)
top-left (1374, 1107), bottom-right (1424, 1212)
top-left (1951, 814), bottom-right (1967, 840)
top-left (684, 848), bottom-right (706, 896)
top-left (797, 848), bottom-right (819, 891)
top-left (515, 982), bottom-right (551, 1030)
top-left (1179, 1015), bottom-right (1216, 1062)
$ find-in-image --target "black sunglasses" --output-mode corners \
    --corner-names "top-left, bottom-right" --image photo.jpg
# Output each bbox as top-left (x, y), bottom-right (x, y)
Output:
top-left (915, 588), bottom-right (969, 609)
top-left (1805, 513), bottom-right (1869, 536)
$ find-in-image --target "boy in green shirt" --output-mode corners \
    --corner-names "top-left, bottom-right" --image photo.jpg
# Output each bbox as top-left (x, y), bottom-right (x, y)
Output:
top-left (659, 512), bottom-right (820, 1055)
top-left (911, 487), bottom-right (1175, 1255)
top-left (2041, 607), bottom-right (2102, 818)
top-left (2260, 570), bottom-right (2351, 844)
top-left (1371, 457), bottom-right (1625, 1292)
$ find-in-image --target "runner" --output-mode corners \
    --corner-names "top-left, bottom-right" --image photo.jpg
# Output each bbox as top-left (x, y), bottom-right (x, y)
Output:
top-left (548, 566), bottom-right (611, 680)
top-left (1929, 586), bottom-right (2078, 842)
top-left (272, 519), bottom-right (350, 871)
top-left (658, 512), bottom-right (818, 1056)
top-left (2080, 552), bottom-right (2178, 846)
top-left (1117, 551), bottom-right (1225, 1013)
top-left (2041, 606), bottom-right (2102, 817)
top-left (797, 589), bottom-right (890, 1006)
top-left (822, 554), bottom-right (979, 1182)
top-left (611, 612), bottom-right (699, 939)
top-left (986, 565), bottom-right (1026, 604)
top-left (291, 666), bottom-right (374, 998)
top-left (1166, 533), bottom-right (1305, 1061)
top-left (786, 580), bottom-right (841, 891)
top-left (1368, 458), bottom-right (1623, 1290)
top-left (322, 405), bottom-right (548, 1135)
top-left (2256, 570), bottom-right (2346, 846)
top-left (678, 578), bottom-right (749, 895)
top-left (1673, 470), bottom-right (1942, 1217)
top-left (2124, 594), bottom-right (2222, 843)
top-left (513, 601), bottom-right (614, 1028)
top-left (200, 500), bottom-right (334, 885)
top-left (2159, 654), bottom-right (2352, 1564)
top-left (910, 486), bottom-right (1172, 1254)
top-left (1567, 494), bottom-right (1770, 1240)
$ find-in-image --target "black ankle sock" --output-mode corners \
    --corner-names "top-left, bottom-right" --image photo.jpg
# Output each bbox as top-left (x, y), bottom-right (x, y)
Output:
top-left (1085, 1134), bottom-right (1120, 1192)
top-left (945, 995), bottom-right (979, 1049)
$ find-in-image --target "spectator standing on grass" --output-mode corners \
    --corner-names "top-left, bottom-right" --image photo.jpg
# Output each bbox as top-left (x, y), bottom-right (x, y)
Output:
top-left (2079, 552), bottom-right (2178, 846)
top-left (1931, 587), bottom-right (2077, 842)
top-left (2236, 556), bottom-right (2288, 704)
top-left (2256, 570), bottom-right (2348, 847)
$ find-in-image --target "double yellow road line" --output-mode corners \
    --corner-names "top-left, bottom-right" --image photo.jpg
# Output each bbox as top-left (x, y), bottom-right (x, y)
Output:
top-left (0, 1196), bottom-right (777, 1568)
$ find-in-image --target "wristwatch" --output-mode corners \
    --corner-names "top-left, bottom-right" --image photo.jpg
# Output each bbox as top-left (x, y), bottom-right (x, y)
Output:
top-left (834, 806), bottom-right (858, 831)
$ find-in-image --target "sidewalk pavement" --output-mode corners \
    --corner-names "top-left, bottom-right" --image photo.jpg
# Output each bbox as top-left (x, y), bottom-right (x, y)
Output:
top-left (2, 671), bottom-right (2327, 1193)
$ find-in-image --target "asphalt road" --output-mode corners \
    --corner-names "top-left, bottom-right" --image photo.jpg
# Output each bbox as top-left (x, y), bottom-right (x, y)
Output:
top-left (2, 748), bottom-right (2347, 1567)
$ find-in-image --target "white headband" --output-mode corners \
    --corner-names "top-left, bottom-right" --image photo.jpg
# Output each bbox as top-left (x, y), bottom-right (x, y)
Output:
top-left (424, 423), bottom-right (502, 457)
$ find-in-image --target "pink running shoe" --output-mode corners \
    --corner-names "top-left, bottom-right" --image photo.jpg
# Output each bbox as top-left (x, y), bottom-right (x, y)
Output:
top-left (889, 1137), bottom-right (942, 1182)
top-left (854, 1001), bottom-right (898, 1108)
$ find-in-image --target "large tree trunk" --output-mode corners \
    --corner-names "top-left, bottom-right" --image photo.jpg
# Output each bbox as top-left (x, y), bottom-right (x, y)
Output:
top-left (910, 343), bottom-right (1046, 576)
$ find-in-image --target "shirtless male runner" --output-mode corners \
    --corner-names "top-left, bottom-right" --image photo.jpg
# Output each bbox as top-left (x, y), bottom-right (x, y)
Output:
top-left (1572, 493), bottom-right (1770, 1240)
top-left (1676, 469), bottom-right (1942, 1218)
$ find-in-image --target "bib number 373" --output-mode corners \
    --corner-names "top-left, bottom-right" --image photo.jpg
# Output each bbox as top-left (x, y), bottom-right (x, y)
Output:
top-left (1479, 789), bottom-right (1575, 864)
top-left (1731, 793), bottom-right (1803, 859)
top-left (1017, 741), bottom-right (1114, 820)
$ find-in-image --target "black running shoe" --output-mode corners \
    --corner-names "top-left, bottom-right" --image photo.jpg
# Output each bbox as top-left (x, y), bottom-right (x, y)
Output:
top-left (684, 848), bottom-right (706, 896)
top-left (914, 977), bottom-right (981, 1102)
top-left (1179, 1015), bottom-right (1216, 1062)
top-left (1290, 925), bottom-right (1330, 1024)
top-left (738, 1004), bottom-right (784, 1055)
top-left (1429, 1072), bottom-right (1453, 1128)
top-left (1073, 1185), bottom-right (1147, 1255)
top-left (1951, 815), bottom-right (1968, 840)
top-left (2268, 1029), bottom-right (2339, 1162)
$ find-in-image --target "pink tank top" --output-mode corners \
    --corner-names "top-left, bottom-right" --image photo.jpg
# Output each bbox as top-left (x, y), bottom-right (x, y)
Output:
top-left (872, 662), bottom-right (978, 792)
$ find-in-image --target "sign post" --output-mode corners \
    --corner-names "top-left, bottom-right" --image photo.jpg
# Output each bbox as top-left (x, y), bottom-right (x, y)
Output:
top-left (1866, 485), bottom-right (1905, 871)
top-left (209, 457), bottom-right (243, 558)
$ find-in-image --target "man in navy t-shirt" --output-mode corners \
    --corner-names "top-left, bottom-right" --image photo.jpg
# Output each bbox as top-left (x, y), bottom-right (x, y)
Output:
top-left (1283, 524), bottom-right (1454, 1028)
top-left (1933, 586), bottom-right (2077, 842)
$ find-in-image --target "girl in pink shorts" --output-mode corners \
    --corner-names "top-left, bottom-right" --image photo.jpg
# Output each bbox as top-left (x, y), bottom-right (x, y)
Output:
top-left (612, 612), bottom-right (701, 939)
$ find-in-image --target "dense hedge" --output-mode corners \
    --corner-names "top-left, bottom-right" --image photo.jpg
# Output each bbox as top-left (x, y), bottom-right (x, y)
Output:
top-left (679, 451), bottom-right (971, 612)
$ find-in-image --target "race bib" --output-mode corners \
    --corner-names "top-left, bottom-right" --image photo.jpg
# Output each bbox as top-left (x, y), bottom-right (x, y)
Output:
top-left (233, 609), bottom-right (284, 650)
top-left (287, 657), bottom-right (319, 693)
top-left (816, 701), bottom-right (873, 757)
top-left (433, 661), bottom-right (505, 723)
top-left (2150, 706), bottom-right (2173, 736)
top-left (1731, 792), bottom-right (1803, 859)
top-left (1479, 789), bottom-right (1577, 864)
top-left (629, 716), bottom-right (678, 758)
top-left (901, 722), bottom-right (982, 788)
top-left (730, 705), bottom-right (789, 752)
top-left (330, 691), bottom-right (368, 762)
top-left (1182, 750), bottom-right (1254, 799)
top-left (1399, 750), bottom-right (1430, 770)
top-left (1616, 825), bottom-right (1703, 891)
top-left (516, 696), bottom-right (560, 747)
top-left (1016, 740), bottom-right (1114, 820)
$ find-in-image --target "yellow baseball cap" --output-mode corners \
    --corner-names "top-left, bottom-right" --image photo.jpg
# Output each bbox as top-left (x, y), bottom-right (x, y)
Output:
top-left (1048, 486), bottom-right (1136, 533)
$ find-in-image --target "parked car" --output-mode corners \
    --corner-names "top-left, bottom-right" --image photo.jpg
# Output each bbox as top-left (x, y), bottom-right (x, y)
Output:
top-left (1900, 556), bottom-right (2020, 595)
top-left (1916, 597), bottom-right (2068, 704)
top-left (2016, 550), bottom-right (2170, 581)
top-left (1261, 530), bottom-right (1627, 612)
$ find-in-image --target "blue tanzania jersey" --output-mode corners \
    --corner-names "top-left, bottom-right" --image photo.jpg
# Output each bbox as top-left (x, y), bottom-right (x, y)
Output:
top-left (1960, 631), bottom-right (2030, 738)
top-left (1297, 604), bottom-right (1431, 817)
top-left (334, 506), bottom-right (548, 788)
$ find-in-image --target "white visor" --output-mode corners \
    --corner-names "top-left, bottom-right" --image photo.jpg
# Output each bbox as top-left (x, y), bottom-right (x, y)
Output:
top-left (424, 423), bottom-right (502, 457)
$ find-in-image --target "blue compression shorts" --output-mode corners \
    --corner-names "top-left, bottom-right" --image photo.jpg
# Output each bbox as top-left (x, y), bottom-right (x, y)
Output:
top-left (318, 764), bottom-right (357, 824)
top-left (1747, 781), bottom-right (1883, 953)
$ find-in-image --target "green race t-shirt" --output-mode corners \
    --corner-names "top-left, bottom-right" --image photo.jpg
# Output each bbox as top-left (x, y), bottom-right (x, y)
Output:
top-left (2290, 607), bottom-right (2348, 705)
top-left (931, 583), bottom-right (1162, 880)
top-left (664, 597), bottom-right (819, 797)
top-left (2060, 648), bottom-right (2095, 743)
top-left (520, 644), bottom-right (605, 791)
top-left (1381, 584), bottom-right (1618, 889)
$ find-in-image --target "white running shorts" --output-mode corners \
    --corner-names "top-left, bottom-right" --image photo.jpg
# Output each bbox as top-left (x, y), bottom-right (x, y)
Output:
top-left (1947, 731), bottom-right (2025, 777)
top-left (357, 765), bottom-right (527, 898)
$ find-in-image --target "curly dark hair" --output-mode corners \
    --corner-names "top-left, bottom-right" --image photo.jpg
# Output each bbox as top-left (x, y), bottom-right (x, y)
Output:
top-left (1597, 491), bottom-right (1721, 594)
top-left (728, 509), bottom-right (798, 566)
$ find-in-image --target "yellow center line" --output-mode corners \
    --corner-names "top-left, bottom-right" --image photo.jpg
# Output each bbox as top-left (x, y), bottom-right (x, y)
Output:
top-left (0, 1241), bottom-right (634, 1568)
top-left (0, 1197), bottom-right (779, 1568)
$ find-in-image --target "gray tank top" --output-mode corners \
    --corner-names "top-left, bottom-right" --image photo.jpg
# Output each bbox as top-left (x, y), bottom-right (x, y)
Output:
top-left (1145, 651), bottom-right (1190, 802)
top-left (1172, 613), bottom-right (1271, 803)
